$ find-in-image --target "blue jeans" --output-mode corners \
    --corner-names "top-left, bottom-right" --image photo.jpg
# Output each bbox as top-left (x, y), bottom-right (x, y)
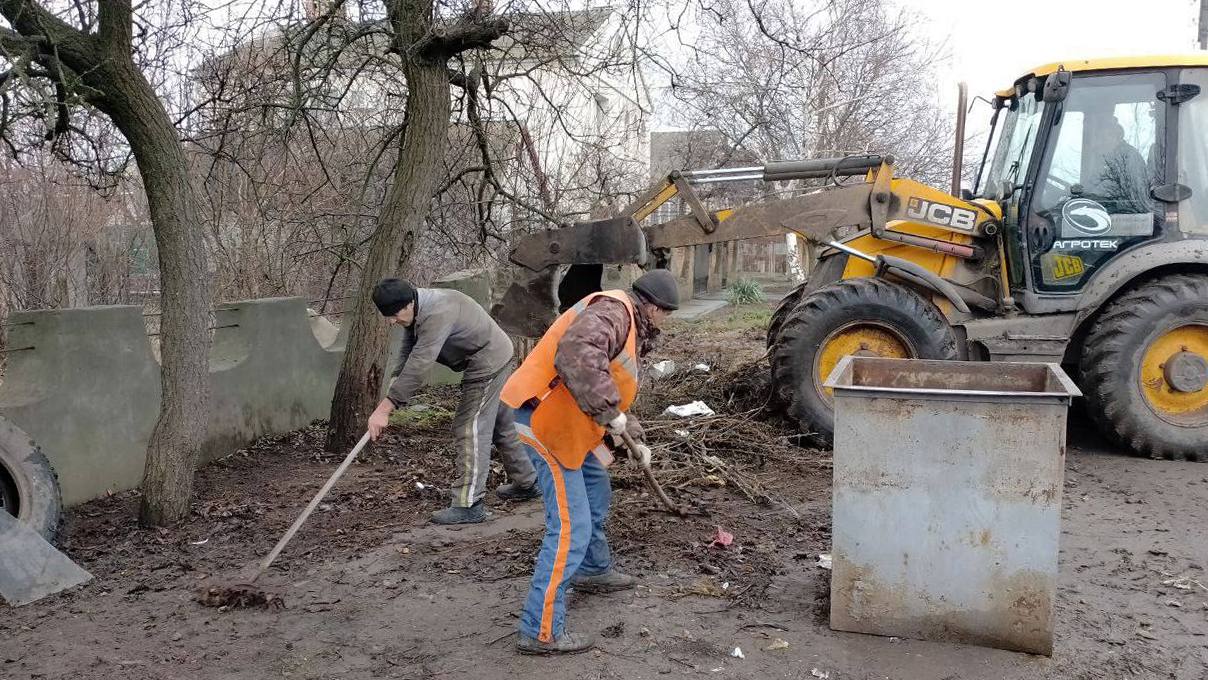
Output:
top-left (514, 406), bottom-right (613, 642)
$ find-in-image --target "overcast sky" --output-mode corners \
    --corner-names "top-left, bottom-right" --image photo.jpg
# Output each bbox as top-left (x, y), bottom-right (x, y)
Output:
top-left (901, 0), bottom-right (1202, 106)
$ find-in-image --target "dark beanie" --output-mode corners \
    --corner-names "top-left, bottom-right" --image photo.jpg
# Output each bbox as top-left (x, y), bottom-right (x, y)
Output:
top-left (372, 278), bottom-right (416, 316)
top-left (632, 269), bottom-right (680, 311)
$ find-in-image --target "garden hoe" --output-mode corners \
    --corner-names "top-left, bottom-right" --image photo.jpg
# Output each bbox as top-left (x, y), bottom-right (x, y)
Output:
top-left (198, 431), bottom-right (372, 610)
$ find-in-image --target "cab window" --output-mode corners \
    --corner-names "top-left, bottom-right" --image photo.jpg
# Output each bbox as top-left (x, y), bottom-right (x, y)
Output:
top-left (1026, 72), bottom-right (1165, 292)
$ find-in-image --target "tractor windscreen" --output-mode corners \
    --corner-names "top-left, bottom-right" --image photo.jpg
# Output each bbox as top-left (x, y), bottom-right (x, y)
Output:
top-left (977, 92), bottom-right (1044, 199)
top-left (977, 90), bottom-right (1044, 287)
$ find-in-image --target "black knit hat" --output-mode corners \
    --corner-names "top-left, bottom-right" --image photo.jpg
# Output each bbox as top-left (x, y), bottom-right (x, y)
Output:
top-left (632, 269), bottom-right (680, 311)
top-left (372, 278), bottom-right (416, 316)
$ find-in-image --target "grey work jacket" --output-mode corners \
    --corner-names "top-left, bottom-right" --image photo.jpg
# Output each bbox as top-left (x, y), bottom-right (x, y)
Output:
top-left (386, 288), bottom-right (514, 406)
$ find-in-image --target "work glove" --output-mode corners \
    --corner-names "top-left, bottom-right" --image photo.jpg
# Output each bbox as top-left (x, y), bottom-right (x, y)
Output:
top-left (606, 412), bottom-right (628, 436)
top-left (631, 442), bottom-right (652, 468)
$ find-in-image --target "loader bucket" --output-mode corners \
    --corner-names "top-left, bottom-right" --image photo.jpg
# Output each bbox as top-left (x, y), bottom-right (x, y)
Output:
top-left (491, 264), bottom-right (607, 338)
top-left (491, 216), bottom-right (647, 338)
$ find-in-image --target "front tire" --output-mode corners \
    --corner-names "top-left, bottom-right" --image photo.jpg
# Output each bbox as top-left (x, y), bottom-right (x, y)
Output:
top-left (1080, 274), bottom-right (1208, 461)
top-left (771, 278), bottom-right (961, 443)
top-left (767, 254), bottom-right (847, 347)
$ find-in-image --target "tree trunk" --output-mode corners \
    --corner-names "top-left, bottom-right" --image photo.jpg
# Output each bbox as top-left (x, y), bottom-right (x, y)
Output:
top-left (0, 0), bottom-right (212, 526)
top-left (102, 68), bottom-right (212, 526)
top-left (325, 59), bottom-right (451, 451)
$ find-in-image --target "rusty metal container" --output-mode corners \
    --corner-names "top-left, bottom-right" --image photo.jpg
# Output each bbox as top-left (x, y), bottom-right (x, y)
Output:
top-left (823, 356), bottom-right (1080, 656)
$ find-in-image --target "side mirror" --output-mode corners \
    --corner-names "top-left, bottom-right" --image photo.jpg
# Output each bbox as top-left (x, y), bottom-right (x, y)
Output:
top-left (1042, 68), bottom-right (1071, 102)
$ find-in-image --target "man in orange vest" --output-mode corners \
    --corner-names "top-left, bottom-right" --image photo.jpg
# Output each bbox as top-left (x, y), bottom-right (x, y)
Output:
top-left (502, 269), bottom-right (680, 655)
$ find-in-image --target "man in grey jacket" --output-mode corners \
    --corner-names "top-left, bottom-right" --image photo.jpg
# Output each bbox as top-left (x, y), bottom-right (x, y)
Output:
top-left (367, 278), bottom-right (538, 524)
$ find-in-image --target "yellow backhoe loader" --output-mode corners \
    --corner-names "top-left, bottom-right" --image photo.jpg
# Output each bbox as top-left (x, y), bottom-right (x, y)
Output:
top-left (492, 55), bottom-right (1208, 462)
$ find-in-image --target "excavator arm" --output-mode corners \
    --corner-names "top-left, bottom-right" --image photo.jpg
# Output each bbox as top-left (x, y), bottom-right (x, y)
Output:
top-left (494, 155), bottom-right (1003, 337)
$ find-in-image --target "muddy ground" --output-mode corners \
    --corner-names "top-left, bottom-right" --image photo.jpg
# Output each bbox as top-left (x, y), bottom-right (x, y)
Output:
top-left (3, 304), bottom-right (1207, 680)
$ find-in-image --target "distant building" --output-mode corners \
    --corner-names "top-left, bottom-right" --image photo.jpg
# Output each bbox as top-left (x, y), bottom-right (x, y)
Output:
top-left (647, 129), bottom-right (796, 300)
top-left (194, 7), bottom-right (651, 238)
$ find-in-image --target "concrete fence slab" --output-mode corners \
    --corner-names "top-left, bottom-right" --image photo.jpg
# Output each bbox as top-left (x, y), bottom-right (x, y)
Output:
top-left (0, 270), bottom-right (497, 507)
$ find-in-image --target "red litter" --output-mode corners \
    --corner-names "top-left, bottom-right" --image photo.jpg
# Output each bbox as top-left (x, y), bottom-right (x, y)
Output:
top-left (710, 526), bottom-right (734, 548)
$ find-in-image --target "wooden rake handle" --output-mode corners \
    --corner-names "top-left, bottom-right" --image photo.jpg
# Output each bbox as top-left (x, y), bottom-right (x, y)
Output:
top-left (619, 430), bottom-right (686, 517)
top-left (251, 431), bottom-right (373, 582)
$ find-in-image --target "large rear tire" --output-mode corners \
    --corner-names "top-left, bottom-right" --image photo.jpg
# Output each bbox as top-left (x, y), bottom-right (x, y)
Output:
top-left (1080, 274), bottom-right (1208, 461)
top-left (771, 278), bottom-right (961, 443)
top-left (767, 254), bottom-right (847, 347)
top-left (0, 416), bottom-right (61, 541)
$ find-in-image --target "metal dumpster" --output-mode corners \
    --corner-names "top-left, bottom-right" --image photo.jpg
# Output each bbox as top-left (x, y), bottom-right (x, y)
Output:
top-left (823, 356), bottom-right (1080, 656)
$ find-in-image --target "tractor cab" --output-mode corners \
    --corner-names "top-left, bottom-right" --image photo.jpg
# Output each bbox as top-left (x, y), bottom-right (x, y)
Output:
top-left (975, 56), bottom-right (1208, 307)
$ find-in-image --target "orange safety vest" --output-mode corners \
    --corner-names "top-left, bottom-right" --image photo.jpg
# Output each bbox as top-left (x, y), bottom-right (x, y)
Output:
top-left (502, 290), bottom-right (640, 469)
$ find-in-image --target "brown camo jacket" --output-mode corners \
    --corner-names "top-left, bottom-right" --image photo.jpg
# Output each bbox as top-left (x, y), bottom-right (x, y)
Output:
top-left (552, 292), bottom-right (658, 427)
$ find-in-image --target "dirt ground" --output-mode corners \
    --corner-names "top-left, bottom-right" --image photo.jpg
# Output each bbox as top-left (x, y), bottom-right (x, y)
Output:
top-left (3, 303), bottom-right (1207, 680)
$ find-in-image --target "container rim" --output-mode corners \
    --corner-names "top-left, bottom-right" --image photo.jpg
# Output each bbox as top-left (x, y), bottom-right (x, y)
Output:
top-left (822, 356), bottom-right (1083, 400)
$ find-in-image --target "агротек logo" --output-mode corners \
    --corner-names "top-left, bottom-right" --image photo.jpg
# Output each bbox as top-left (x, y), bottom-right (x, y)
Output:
top-left (1062, 198), bottom-right (1111, 236)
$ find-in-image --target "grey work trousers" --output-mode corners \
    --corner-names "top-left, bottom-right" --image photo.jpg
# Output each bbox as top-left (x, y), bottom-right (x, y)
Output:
top-left (450, 363), bottom-right (536, 507)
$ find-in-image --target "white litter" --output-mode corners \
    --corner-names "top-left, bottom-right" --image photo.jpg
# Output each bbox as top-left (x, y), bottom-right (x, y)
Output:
top-left (692, 363), bottom-right (711, 373)
top-left (664, 401), bottom-right (716, 418)
top-left (674, 429), bottom-right (690, 438)
top-left (1161, 575), bottom-right (1205, 591)
top-left (764, 638), bottom-right (790, 651)
top-left (649, 360), bottom-right (677, 379)
top-left (811, 669), bottom-right (830, 679)
top-left (730, 647), bottom-right (745, 659)
top-left (721, 581), bottom-right (730, 590)
top-left (189, 538), bottom-right (209, 546)
top-left (415, 482), bottom-right (426, 490)
top-left (817, 553), bottom-right (833, 570)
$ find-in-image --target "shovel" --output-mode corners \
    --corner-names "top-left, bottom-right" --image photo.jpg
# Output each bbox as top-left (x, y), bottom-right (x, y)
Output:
top-left (199, 431), bottom-right (372, 608)
top-left (618, 431), bottom-right (688, 517)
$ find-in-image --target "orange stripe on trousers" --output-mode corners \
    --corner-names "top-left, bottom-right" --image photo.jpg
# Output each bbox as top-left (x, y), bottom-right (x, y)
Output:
top-left (520, 432), bottom-right (571, 643)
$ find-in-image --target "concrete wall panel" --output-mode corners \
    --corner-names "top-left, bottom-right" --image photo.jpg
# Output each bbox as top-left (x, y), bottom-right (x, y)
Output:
top-left (0, 298), bottom-right (341, 505)
top-left (0, 306), bottom-right (161, 505)
top-left (0, 271), bottom-right (495, 506)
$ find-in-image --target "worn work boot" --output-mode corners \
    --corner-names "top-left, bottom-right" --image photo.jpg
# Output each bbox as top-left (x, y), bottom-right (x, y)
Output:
top-left (516, 632), bottom-right (595, 655)
top-left (496, 481), bottom-right (540, 502)
top-left (430, 501), bottom-right (486, 525)
top-left (570, 569), bottom-right (638, 593)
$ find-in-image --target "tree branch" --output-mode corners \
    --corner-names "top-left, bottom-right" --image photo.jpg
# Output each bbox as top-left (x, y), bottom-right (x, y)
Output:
top-left (413, 17), bottom-right (508, 64)
top-left (0, 0), bottom-right (97, 70)
top-left (432, 164), bottom-right (486, 197)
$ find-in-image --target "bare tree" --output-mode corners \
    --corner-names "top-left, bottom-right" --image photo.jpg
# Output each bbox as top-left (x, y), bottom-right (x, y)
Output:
top-left (660, 0), bottom-right (953, 184)
top-left (189, 4), bottom-right (404, 305)
top-left (0, 154), bottom-right (145, 313)
top-left (0, 0), bottom-right (211, 524)
top-left (323, 1), bottom-right (511, 449)
top-left (189, 4), bottom-right (651, 304)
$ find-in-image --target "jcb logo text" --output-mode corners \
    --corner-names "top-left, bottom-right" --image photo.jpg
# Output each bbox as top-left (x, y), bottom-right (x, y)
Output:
top-left (906, 198), bottom-right (977, 231)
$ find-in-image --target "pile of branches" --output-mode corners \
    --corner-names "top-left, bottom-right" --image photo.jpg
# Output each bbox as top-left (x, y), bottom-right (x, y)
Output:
top-left (620, 358), bottom-right (827, 513)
